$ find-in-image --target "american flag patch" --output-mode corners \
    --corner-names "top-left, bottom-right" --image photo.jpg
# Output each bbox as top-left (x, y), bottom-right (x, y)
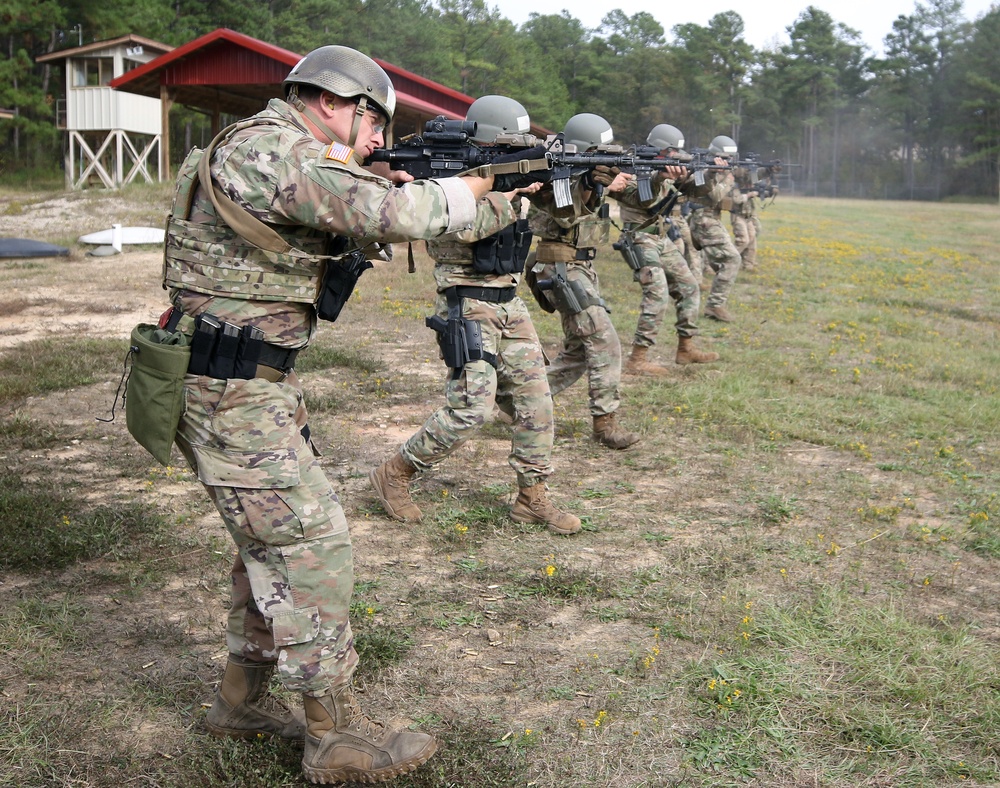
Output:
top-left (325, 142), bottom-right (353, 163)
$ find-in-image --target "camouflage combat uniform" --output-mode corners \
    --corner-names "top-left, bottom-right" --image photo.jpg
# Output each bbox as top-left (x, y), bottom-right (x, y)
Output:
top-left (528, 183), bottom-right (622, 417)
top-left (611, 177), bottom-right (703, 347)
top-left (686, 170), bottom-right (743, 312)
top-left (400, 196), bottom-right (554, 489)
top-left (670, 201), bottom-right (704, 283)
top-left (730, 170), bottom-right (759, 271)
top-left (162, 98), bottom-right (511, 695)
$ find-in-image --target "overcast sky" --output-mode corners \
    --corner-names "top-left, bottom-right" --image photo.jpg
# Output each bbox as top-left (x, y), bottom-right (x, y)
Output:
top-left (488, 0), bottom-right (999, 54)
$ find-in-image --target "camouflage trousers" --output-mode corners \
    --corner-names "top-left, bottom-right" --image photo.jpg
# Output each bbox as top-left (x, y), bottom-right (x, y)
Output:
top-left (402, 295), bottom-right (553, 488)
top-left (672, 216), bottom-right (704, 282)
top-left (631, 234), bottom-right (703, 346)
top-left (538, 261), bottom-right (622, 418)
top-left (690, 209), bottom-right (742, 309)
top-left (731, 212), bottom-right (758, 269)
top-left (176, 371), bottom-right (356, 697)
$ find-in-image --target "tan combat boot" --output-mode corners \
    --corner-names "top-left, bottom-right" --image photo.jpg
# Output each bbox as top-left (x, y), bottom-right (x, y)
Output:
top-left (675, 336), bottom-right (720, 365)
top-left (704, 305), bottom-right (734, 323)
top-left (510, 483), bottom-right (581, 535)
top-left (302, 686), bottom-right (438, 784)
top-left (204, 654), bottom-right (306, 740)
top-left (623, 345), bottom-right (670, 377)
top-left (369, 453), bottom-right (422, 522)
top-left (592, 412), bottom-right (641, 450)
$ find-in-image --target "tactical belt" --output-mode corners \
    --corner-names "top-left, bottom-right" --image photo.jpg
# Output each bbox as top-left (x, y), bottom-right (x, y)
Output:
top-left (445, 286), bottom-right (517, 304)
top-left (535, 242), bottom-right (596, 264)
top-left (625, 219), bottom-right (665, 236)
top-left (161, 307), bottom-right (299, 380)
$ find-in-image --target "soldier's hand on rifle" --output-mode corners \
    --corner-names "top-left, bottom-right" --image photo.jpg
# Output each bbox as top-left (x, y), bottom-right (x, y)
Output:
top-left (587, 165), bottom-right (620, 187)
top-left (654, 166), bottom-right (687, 187)
top-left (606, 170), bottom-right (633, 193)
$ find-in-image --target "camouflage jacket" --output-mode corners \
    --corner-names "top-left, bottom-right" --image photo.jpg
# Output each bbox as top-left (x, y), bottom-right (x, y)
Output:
top-left (612, 176), bottom-right (676, 237)
top-left (686, 169), bottom-right (737, 215)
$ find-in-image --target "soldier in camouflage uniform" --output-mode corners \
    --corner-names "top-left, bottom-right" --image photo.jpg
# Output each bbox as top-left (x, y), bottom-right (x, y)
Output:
top-left (370, 96), bottom-right (580, 536)
top-left (687, 135), bottom-right (744, 323)
top-left (731, 164), bottom-right (777, 273)
top-left (609, 123), bottom-right (719, 372)
top-left (730, 167), bottom-right (759, 272)
top-left (526, 113), bottom-right (641, 450)
top-left (670, 200), bottom-right (704, 283)
top-left (159, 46), bottom-right (526, 785)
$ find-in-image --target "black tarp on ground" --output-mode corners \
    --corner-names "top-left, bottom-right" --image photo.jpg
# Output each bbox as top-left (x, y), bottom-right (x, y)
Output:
top-left (0, 238), bottom-right (70, 259)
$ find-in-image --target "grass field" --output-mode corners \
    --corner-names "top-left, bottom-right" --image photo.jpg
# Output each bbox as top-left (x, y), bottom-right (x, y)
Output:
top-left (1, 188), bottom-right (998, 787)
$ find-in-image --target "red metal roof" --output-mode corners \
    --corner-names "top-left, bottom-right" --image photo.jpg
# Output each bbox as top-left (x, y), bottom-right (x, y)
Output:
top-left (374, 57), bottom-right (473, 120)
top-left (109, 28), bottom-right (550, 135)
top-left (110, 28), bottom-right (297, 89)
top-left (109, 28), bottom-right (475, 124)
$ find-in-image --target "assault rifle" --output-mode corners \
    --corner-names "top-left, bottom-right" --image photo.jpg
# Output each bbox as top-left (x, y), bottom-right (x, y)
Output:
top-left (366, 116), bottom-right (737, 207)
top-left (545, 140), bottom-right (734, 204)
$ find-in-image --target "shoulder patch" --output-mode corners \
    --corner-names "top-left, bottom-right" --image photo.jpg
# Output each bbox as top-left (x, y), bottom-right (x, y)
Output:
top-left (325, 142), bottom-right (354, 164)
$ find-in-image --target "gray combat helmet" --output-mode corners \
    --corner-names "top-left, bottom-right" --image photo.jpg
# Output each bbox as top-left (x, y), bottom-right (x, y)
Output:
top-left (647, 123), bottom-right (685, 151)
top-left (708, 135), bottom-right (739, 158)
top-left (283, 45), bottom-right (396, 121)
top-left (563, 113), bottom-right (614, 150)
top-left (466, 95), bottom-right (531, 143)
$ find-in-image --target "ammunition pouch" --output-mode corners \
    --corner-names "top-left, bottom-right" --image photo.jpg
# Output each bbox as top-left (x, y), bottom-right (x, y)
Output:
top-left (536, 262), bottom-right (604, 315)
top-left (163, 308), bottom-right (299, 380)
top-left (471, 218), bottom-right (533, 275)
top-left (426, 288), bottom-right (499, 378)
top-left (316, 249), bottom-right (374, 322)
top-left (613, 233), bottom-right (644, 273)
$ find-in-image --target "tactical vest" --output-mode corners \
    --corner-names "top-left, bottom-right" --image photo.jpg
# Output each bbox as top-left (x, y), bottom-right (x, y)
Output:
top-left (533, 208), bottom-right (610, 263)
top-left (162, 117), bottom-right (343, 304)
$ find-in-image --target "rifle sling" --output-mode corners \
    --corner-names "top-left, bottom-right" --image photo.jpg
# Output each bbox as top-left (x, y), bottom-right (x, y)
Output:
top-left (626, 185), bottom-right (680, 235)
top-left (460, 157), bottom-right (551, 179)
top-left (196, 122), bottom-right (297, 255)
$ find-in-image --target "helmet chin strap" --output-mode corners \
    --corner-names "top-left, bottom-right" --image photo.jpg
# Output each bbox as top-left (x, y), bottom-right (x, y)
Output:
top-left (348, 96), bottom-right (368, 150)
top-left (287, 87), bottom-right (364, 152)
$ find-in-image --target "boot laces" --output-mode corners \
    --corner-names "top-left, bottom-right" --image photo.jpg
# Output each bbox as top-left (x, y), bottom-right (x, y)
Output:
top-left (343, 693), bottom-right (386, 742)
top-left (253, 691), bottom-right (292, 718)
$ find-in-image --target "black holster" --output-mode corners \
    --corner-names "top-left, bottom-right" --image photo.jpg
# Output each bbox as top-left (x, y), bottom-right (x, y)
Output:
top-left (316, 249), bottom-right (374, 323)
top-left (666, 219), bottom-right (681, 242)
top-left (536, 262), bottom-right (595, 314)
top-left (613, 232), bottom-right (644, 273)
top-left (426, 290), bottom-right (497, 379)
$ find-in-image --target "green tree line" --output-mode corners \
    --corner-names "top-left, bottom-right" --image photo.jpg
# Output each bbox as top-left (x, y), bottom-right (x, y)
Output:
top-left (3, 0), bottom-right (1000, 199)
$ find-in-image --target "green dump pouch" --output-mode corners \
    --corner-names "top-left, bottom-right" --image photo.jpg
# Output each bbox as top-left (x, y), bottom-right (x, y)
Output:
top-left (125, 323), bottom-right (191, 465)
